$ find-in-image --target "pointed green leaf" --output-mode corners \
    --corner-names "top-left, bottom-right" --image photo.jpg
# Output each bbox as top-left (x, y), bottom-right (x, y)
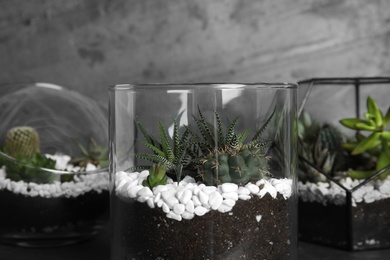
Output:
top-left (225, 116), bottom-right (239, 146)
top-left (351, 132), bottom-right (381, 155)
top-left (367, 96), bottom-right (377, 115)
top-left (252, 106), bottom-right (276, 142)
top-left (140, 140), bottom-right (165, 157)
top-left (158, 122), bottom-right (174, 162)
top-left (341, 142), bottom-right (358, 151)
top-left (382, 131), bottom-right (390, 141)
top-left (364, 112), bottom-right (374, 122)
top-left (376, 151), bottom-right (390, 179)
top-left (354, 122), bottom-right (377, 131)
top-left (215, 112), bottom-right (225, 147)
top-left (339, 118), bottom-right (366, 130)
top-left (383, 107), bottom-right (390, 127)
top-left (367, 97), bottom-right (383, 127)
top-left (347, 169), bottom-right (376, 180)
top-left (136, 121), bottom-right (158, 147)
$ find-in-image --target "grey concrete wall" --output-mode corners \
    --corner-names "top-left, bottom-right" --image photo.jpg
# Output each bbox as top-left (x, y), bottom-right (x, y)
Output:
top-left (1, 0), bottom-right (390, 106)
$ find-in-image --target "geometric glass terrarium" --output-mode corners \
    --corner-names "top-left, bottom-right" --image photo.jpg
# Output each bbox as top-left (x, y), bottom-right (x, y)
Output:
top-left (0, 83), bottom-right (109, 247)
top-left (109, 83), bottom-right (298, 259)
top-left (297, 77), bottom-right (390, 251)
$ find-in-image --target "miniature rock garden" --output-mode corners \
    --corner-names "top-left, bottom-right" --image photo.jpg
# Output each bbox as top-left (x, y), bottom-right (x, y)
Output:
top-left (298, 95), bottom-right (390, 250)
top-left (0, 83), bottom-right (109, 247)
top-left (0, 126), bottom-right (109, 247)
top-left (111, 85), bottom-right (298, 260)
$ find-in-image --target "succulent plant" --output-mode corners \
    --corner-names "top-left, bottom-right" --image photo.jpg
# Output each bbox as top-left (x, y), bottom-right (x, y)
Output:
top-left (142, 162), bottom-right (168, 189)
top-left (298, 111), bottom-right (344, 183)
top-left (340, 96), bottom-right (390, 180)
top-left (135, 111), bottom-right (194, 181)
top-left (135, 108), bottom-right (276, 187)
top-left (69, 138), bottom-right (108, 169)
top-left (192, 107), bottom-right (275, 186)
top-left (0, 126), bottom-right (57, 184)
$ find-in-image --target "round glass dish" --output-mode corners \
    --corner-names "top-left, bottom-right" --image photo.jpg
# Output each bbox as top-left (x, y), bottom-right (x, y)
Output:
top-left (0, 83), bottom-right (109, 247)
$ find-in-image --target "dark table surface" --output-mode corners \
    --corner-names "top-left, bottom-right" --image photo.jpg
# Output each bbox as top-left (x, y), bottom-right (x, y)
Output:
top-left (1, 223), bottom-right (390, 260)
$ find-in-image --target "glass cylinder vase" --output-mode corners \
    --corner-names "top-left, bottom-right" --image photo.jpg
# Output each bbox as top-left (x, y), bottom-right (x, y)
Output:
top-left (109, 83), bottom-right (298, 259)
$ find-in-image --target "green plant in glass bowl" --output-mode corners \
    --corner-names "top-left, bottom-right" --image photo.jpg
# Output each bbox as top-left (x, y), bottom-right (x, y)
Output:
top-left (0, 83), bottom-right (109, 248)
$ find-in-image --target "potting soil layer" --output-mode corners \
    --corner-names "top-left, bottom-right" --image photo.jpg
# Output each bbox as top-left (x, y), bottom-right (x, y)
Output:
top-left (0, 189), bottom-right (109, 244)
top-left (299, 197), bottom-right (390, 250)
top-left (111, 193), bottom-right (295, 260)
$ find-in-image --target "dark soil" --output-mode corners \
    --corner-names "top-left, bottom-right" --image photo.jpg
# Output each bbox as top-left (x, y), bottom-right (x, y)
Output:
top-left (111, 193), bottom-right (296, 260)
top-left (298, 198), bottom-right (390, 250)
top-left (0, 189), bottom-right (109, 245)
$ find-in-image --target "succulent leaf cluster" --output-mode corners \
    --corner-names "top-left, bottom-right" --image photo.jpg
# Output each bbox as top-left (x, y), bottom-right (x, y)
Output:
top-left (339, 96), bottom-right (390, 179)
top-left (135, 111), bottom-right (193, 182)
top-left (136, 108), bottom-right (275, 187)
top-left (69, 138), bottom-right (108, 169)
top-left (142, 162), bottom-right (168, 189)
top-left (298, 111), bottom-right (344, 183)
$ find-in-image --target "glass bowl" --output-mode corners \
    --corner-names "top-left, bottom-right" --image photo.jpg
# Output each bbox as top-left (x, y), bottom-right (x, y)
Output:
top-left (0, 83), bottom-right (109, 247)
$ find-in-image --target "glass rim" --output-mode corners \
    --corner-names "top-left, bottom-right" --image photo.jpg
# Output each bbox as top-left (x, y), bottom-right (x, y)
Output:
top-left (108, 82), bottom-right (298, 91)
top-left (0, 151), bottom-right (107, 175)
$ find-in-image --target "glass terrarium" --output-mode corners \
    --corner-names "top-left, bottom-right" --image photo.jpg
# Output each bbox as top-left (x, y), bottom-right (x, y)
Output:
top-left (109, 83), bottom-right (298, 259)
top-left (297, 77), bottom-right (390, 251)
top-left (0, 83), bottom-right (109, 247)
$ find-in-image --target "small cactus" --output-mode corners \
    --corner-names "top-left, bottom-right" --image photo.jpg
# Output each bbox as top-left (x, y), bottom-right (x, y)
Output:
top-left (5, 126), bottom-right (40, 158)
top-left (193, 107), bottom-right (274, 186)
top-left (1, 126), bottom-right (56, 184)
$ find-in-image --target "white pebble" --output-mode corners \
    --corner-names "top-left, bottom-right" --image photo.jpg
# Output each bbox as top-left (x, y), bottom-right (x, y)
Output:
top-left (218, 204), bottom-right (232, 213)
top-left (221, 183), bottom-right (238, 193)
top-left (223, 199), bottom-right (236, 207)
top-left (156, 199), bottom-right (164, 208)
top-left (202, 186), bottom-right (217, 194)
top-left (147, 198), bottom-right (155, 209)
top-left (162, 202), bottom-right (170, 213)
top-left (182, 211), bottom-right (195, 220)
top-left (185, 200), bottom-right (195, 213)
top-left (222, 192), bottom-right (239, 201)
top-left (127, 185), bottom-right (143, 198)
top-left (238, 194), bottom-right (251, 200)
top-left (192, 195), bottom-right (202, 206)
top-left (209, 191), bottom-right (223, 210)
top-left (137, 187), bottom-right (153, 197)
top-left (256, 215), bottom-right (262, 222)
top-left (173, 204), bottom-right (185, 215)
top-left (166, 211), bottom-right (182, 221)
top-left (198, 190), bottom-right (209, 206)
top-left (179, 189), bottom-right (192, 204)
top-left (238, 187), bottom-right (250, 195)
top-left (154, 192), bottom-right (161, 203)
top-left (194, 206), bottom-right (208, 216)
top-left (246, 183), bottom-right (260, 194)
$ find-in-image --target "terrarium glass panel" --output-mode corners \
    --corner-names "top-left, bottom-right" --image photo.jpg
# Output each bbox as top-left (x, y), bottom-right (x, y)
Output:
top-left (297, 77), bottom-right (390, 251)
top-left (109, 83), bottom-right (298, 259)
top-left (0, 83), bottom-right (109, 247)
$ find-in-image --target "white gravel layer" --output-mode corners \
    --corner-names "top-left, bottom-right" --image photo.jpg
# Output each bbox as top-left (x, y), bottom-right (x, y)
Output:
top-left (299, 176), bottom-right (390, 206)
top-left (115, 170), bottom-right (293, 221)
top-left (0, 154), bottom-right (109, 198)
